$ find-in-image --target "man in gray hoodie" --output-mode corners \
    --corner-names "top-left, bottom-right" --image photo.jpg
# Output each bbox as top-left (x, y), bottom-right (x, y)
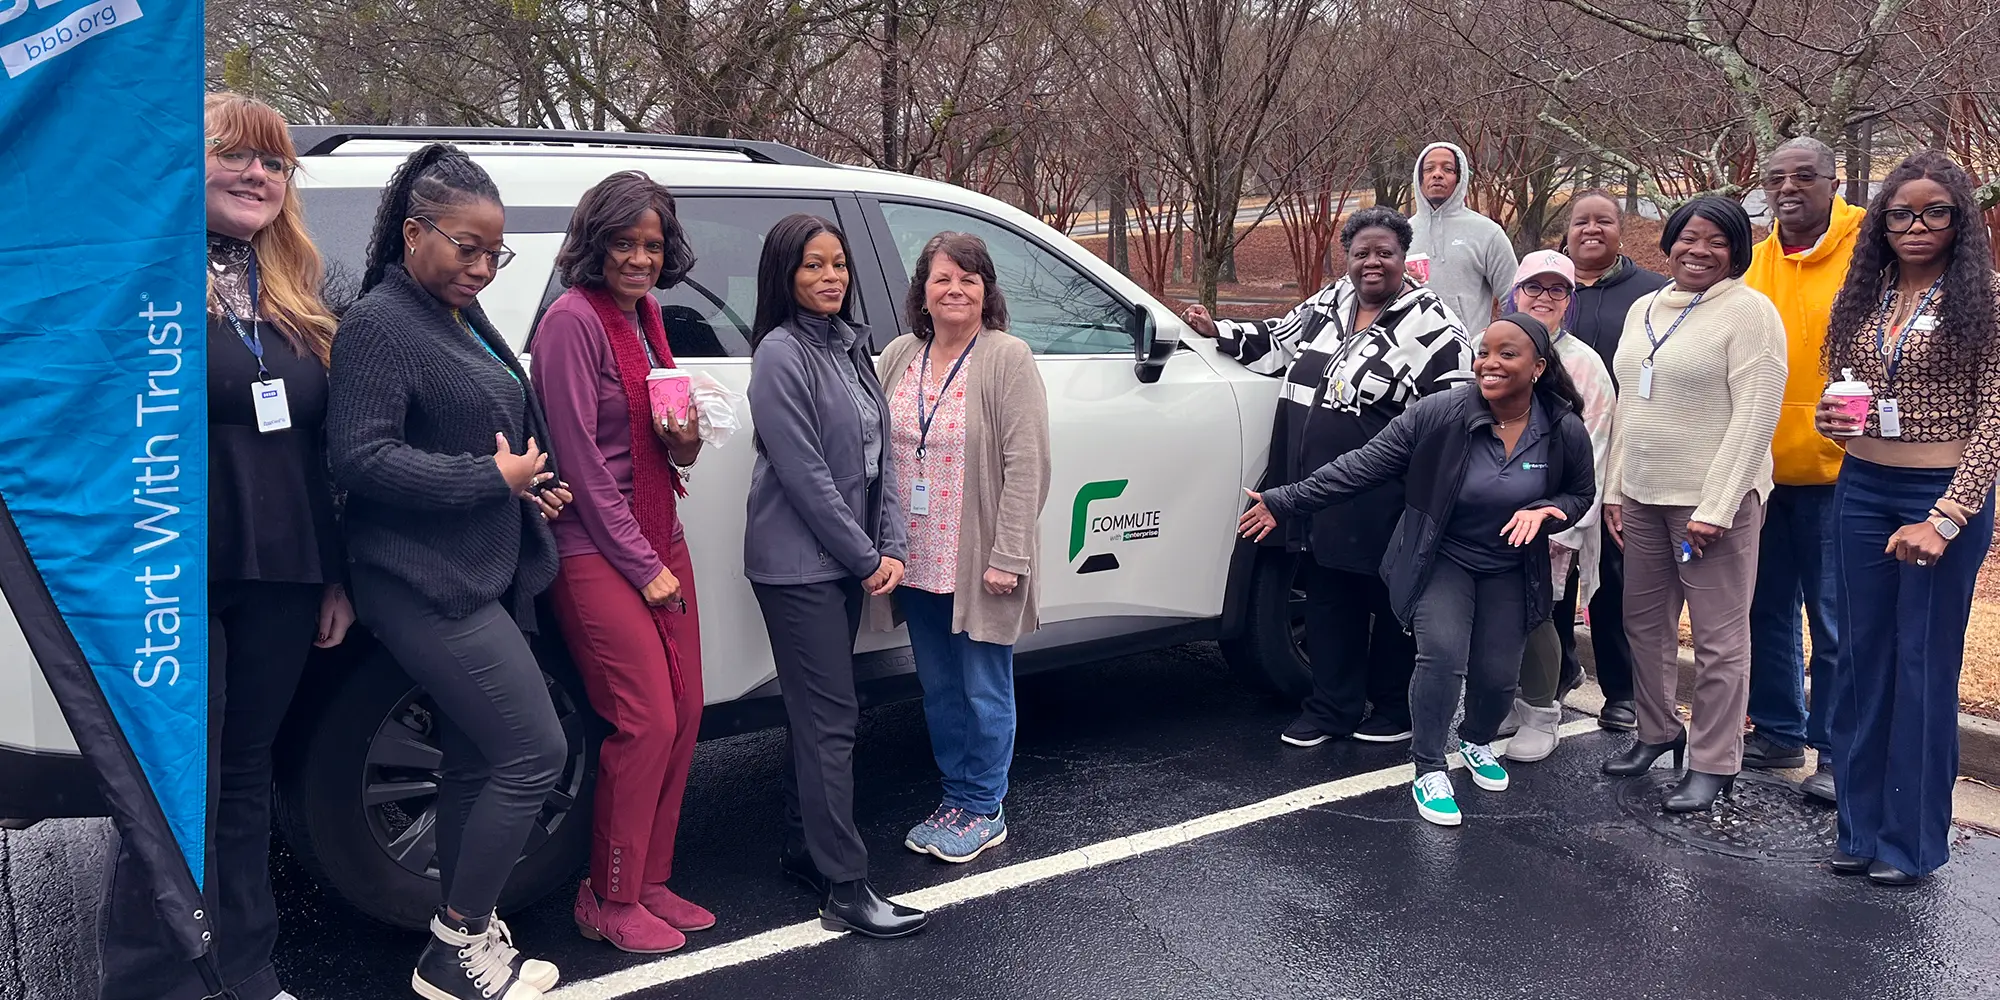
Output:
top-left (1408, 141), bottom-right (1518, 331)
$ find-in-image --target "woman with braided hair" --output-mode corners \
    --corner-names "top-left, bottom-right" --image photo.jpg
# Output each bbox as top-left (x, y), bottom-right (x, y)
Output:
top-left (327, 143), bottom-right (574, 1000)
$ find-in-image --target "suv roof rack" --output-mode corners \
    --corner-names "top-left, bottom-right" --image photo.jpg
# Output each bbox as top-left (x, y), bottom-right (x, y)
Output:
top-left (289, 125), bottom-right (837, 169)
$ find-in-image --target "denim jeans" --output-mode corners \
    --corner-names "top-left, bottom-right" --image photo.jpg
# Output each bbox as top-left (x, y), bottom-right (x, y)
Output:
top-left (1407, 558), bottom-right (1527, 774)
top-left (1747, 483), bottom-right (1840, 751)
top-left (902, 587), bottom-right (1017, 815)
top-left (1831, 457), bottom-right (1993, 877)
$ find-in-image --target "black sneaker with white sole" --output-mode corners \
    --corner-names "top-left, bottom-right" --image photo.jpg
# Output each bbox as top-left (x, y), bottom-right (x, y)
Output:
top-left (1353, 715), bottom-right (1413, 743)
top-left (413, 909), bottom-right (548, 1000)
top-left (1280, 715), bottom-right (1339, 747)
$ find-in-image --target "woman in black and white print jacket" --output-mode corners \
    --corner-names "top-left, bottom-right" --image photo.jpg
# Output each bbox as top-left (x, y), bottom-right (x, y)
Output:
top-left (1184, 204), bottom-right (1473, 751)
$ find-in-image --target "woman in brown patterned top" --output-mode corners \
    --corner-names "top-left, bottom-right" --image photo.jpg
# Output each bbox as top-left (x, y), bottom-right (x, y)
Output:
top-left (1814, 149), bottom-right (2000, 886)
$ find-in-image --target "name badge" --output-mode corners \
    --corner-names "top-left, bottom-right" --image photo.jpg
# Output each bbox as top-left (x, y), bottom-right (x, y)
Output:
top-left (252, 378), bottom-right (292, 433)
top-left (1878, 398), bottom-right (1902, 438)
top-left (910, 478), bottom-right (931, 516)
top-left (1637, 361), bottom-right (1655, 400)
top-left (1912, 315), bottom-right (1939, 331)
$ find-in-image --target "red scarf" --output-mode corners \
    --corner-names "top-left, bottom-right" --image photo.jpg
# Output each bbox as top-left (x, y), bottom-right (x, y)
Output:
top-left (578, 284), bottom-right (688, 684)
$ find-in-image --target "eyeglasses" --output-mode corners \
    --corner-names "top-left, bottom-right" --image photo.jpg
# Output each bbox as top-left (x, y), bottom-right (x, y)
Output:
top-left (210, 145), bottom-right (296, 180)
top-left (1883, 205), bottom-right (1958, 234)
top-left (609, 239), bottom-right (668, 256)
top-left (1518, 280), bottom-right (1572, 301)
top-left (415, 216), bottom-right (516, 269)
top-left (1759, 169), bottom-right (1832, 190)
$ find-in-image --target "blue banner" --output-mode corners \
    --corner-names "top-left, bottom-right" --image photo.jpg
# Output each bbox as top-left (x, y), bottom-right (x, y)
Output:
top-left (0, 0), bottom-right (208, 936)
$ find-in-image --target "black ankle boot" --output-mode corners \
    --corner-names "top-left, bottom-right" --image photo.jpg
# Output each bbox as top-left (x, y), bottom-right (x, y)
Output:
top-left (1828, 850), bottom-right (1871, 875)
top-left (779, 842), bottom-right (829, 898)
top-left (1602, 730), bottom-right (1687, 776)
top-left (413, 908), bottom-right (545, 1000)
top-left (820, 879), bottom-right (928, 939)
top-left (1663, 769), bottom-right (1736, 812)
top-left (1866, 860), bottom-right (1923, 886)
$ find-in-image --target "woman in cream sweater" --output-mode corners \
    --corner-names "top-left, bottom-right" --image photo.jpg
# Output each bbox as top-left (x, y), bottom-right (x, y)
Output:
top-left (1600, 196), bottom-right (1788, 812)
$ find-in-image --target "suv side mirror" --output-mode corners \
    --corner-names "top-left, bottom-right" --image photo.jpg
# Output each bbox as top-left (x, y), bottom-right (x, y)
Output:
top-left (1132, 307), bottom-right (1174, 384)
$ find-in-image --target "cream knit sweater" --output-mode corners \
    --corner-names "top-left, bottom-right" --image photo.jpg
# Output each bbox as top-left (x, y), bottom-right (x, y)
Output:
top-left (1604, 277), bottom-right (1788, 526)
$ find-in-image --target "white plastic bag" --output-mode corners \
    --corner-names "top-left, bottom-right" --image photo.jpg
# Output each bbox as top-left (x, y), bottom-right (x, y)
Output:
top-left (687, 371), bottom-right (745, 449)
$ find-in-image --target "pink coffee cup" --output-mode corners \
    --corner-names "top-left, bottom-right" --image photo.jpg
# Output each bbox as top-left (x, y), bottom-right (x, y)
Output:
top-left (1824, 370), bottom-right (1871, 438)
top-left (647, 369), bottom-right (693, 425)
top-left (1406, 253), bottom-right (1432, 284)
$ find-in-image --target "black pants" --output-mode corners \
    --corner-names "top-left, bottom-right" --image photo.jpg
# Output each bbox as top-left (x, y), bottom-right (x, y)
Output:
top-left (1586, 522), bottom-right (1634, 701)
top-left (754, 577), bottom-right (868, 883)
top-left (1407, 559), bottom-right (1528, 773)
top-left (101, 581), bottom-right (319, 1000)
top-left (350, 566), bottom-right (566, 919)
top-left (1542, 564), bottom-right (1583, 702)
top-left (1298, 563), bottom-right (1414, 733)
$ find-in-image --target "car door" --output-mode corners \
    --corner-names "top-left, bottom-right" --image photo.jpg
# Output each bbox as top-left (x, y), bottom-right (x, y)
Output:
top-left (859, 197), bottom-right (1242, 645)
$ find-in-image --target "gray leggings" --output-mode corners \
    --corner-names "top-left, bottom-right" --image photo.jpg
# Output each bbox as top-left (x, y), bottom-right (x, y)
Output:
top-left (350, 565), bottom-right (566, 919)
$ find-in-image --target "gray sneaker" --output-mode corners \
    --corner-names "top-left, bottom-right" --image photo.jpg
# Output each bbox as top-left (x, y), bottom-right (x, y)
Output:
top-left (921, 807), bottom-right (1008, 864)
top-left (904, 804), bottom-right (958, 855)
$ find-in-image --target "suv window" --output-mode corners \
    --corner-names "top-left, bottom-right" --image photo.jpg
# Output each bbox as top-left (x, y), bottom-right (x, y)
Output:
top-left (878, 201), bottom-right (1133, 355)
top-left (539, 195), bottom-right (852, 359)
top-left (298, 187), bottom-right (384, 310)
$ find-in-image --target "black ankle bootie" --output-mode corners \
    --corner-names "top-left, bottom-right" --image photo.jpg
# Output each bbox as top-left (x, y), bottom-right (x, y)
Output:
top-left (1602, 730), bottom-right (1687, 776)
top-left (820, 879), bottom-right (928, 939)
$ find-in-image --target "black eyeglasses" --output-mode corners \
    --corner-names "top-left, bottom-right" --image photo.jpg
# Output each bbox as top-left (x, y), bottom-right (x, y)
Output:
top-left (1883, 205), bottom-right (1958, 234)
top-left (1759, 169), bottom-right (1832, 190)
top-left (209, 144), bottom-right (296, 180)
top-left (415, 216), bottom-right (516, 269)
top-left (1518, 280), bottom-right (1572, 301)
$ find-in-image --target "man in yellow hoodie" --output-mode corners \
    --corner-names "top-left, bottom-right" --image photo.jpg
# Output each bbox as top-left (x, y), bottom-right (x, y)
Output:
top-left (1742, 136), bottom-right (1865, 802)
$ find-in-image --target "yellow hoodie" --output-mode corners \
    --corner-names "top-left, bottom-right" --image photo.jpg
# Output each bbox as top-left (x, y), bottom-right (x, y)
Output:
top-left (1744, 197), bottom-right (1867, 486)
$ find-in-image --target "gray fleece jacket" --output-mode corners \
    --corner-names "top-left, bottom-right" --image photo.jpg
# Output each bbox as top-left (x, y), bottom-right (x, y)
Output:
top-left (1409, 141), bottom-right (1519, 334)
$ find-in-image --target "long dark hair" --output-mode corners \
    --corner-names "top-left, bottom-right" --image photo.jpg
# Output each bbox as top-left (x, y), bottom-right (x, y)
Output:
top-left (1487, 312), bottom-right (1587, 415)
top-left (360, 143), bottom-right (502, 294)
top-left (751, 214), bottom-right (856, 349)
top-left (1825, 150), bottom-right (1996, 378)
top-left (556, 170), bottom-right (696, 290)
top-left (904, 232), bottom-right (1009, 339)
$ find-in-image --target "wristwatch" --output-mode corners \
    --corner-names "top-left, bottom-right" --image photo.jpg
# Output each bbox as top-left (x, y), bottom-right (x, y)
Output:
top-left (1929, 511), bottom-right (1961, 541)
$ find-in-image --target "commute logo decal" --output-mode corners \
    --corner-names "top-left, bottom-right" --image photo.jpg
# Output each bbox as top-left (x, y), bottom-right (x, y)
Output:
top-left (0, 0), bottom-right (210, 973)
top-left (1069, 479), bottom-right (1163, 574)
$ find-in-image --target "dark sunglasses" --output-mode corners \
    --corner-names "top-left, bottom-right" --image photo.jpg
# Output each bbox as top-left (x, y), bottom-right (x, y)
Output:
top-left (1759, 169), bottom-right (1832, 190)
top-left (1883, 205), bottom-right (1958, 234)
top-left (414, 216), bottom-right (516, 269)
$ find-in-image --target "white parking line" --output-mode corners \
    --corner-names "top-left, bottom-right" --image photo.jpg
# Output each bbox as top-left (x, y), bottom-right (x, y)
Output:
top-left (550, 717), bottom-right (1605, 998)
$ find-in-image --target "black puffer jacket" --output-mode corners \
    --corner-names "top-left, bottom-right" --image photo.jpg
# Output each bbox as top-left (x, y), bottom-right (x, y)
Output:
top-left (1262, 383), bottom-right (1595, 631)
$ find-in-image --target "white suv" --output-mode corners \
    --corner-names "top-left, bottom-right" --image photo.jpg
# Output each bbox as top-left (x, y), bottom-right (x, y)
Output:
top-left (0, 126), bottom-right (1314, 927)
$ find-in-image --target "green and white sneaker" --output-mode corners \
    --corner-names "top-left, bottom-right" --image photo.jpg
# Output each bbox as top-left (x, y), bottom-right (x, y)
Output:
top-left (1459, 740), bottom-right (1510, 791)
top-left (1412, 771), bottom-right (1462, 826)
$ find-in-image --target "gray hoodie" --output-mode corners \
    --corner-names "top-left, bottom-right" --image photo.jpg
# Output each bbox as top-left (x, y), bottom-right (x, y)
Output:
top-left (1408, 140), bottom-right (1519, 334)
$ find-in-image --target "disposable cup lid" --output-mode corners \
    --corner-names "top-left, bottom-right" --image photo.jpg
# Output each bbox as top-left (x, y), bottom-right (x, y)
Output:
top-left (1826, 368), bottom-right (1871, 396)
top-left (647, 368), bottom-right (688, 380)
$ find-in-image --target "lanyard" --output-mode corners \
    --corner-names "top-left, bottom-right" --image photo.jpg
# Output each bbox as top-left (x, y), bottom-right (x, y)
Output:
top-left (915, 336), bottom-right (975, 461)
top-left (219, 252), bottom-right (270, 381)
top-left (1872, 274), bottom-right (1943, 390)
top-left (458, 313), bottom-right (523, 388)
top-left (1642, 288), bottom-right (1705, 363)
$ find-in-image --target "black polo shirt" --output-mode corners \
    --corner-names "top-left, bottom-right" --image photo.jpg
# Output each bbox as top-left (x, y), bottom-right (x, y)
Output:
top-left (1438, 398), bottom-right (1554, 575)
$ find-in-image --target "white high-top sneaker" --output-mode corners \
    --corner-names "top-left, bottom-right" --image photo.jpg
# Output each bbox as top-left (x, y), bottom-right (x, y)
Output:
top-left (411, 910), bottom-right (549, 1000)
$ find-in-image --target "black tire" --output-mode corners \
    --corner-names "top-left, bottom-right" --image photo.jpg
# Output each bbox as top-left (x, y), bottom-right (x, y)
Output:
top-left (1221, 551), bottom-right (1310, 702)
top-left (274, 644), bottom-right (594, 930)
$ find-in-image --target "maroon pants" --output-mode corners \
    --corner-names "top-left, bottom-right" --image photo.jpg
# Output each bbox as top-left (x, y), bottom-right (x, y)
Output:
top-left (550, 541), bottom-right (704, 903)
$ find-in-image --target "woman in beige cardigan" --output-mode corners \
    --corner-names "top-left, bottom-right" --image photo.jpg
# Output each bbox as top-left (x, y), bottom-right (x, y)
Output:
top-left (878, 232), bottom-right (1051, 864)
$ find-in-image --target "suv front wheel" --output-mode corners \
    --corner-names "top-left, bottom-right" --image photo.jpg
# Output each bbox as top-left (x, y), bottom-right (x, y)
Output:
top-left (274, 646), bottom-right (594, 929)
top-left (1222, 551), bottom-right (1311, 702)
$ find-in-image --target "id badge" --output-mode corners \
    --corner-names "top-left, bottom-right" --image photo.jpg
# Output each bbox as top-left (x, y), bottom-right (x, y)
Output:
top-left (1637, 361), bottom-right (1655, 400)
top-left (252, 378), bottom-right (292, 433)
top-left (1878, 398), bottom-right (1902, 438)
top-left (910, 478), bottom-right (931, 516)
top-left (1912, 315), bottom-right (1938, 331)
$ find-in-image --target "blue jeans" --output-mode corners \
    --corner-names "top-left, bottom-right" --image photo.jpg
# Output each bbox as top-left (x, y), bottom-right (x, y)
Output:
top-left (902, 587), bottom-right (1017, 815)
top-left (1747, 483), bottom-right (1840, 751)
top-left (1830, 458), bottom-right (1993, 877)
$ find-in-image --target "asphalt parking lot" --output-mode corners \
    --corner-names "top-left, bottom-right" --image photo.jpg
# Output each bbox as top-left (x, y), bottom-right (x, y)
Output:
top-left (6, 643), bottom-right (1999, 1000)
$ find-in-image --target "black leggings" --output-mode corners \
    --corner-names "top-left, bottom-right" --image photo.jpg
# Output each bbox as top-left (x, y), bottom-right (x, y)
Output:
top-left (101, 581), bottom-right (319, 1000)
top-left (349, 566), bottom-right (566, 919)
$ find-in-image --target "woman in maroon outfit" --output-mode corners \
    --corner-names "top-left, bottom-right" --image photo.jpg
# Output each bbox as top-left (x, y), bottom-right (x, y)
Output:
top-left (531, 171), bottom-right (713, 953)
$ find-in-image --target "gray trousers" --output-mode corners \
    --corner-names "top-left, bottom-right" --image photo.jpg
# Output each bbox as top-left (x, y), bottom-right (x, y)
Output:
top-left (350, 566), bottom-right (566, 918)
top-left (1620, 494), bottom-right (1764, 774)
top-left (754, 577), bottom-right (869, 883)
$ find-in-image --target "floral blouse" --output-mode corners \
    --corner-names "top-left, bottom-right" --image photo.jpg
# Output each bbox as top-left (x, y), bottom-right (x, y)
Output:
top-left (889, 349), bottom-right (970, 593)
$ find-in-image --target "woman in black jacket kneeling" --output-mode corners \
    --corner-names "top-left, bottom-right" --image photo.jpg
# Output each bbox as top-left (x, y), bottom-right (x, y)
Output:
top-left (1240, 313), bottom-right (1595, 828)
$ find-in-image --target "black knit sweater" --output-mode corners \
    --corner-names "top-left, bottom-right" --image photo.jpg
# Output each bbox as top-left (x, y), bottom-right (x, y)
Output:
top-left (327, 264), bottom-right (560, 625)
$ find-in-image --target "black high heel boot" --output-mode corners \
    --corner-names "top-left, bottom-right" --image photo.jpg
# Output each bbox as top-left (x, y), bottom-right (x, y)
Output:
top-left (1664, 769), bottom-right (1737, 812)
top-left (1601, 730), bottom-right (1688, 776)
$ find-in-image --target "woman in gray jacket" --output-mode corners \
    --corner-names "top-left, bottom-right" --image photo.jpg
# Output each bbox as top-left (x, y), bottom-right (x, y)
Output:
top-left (744, 213), bottom-right (925, 940)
